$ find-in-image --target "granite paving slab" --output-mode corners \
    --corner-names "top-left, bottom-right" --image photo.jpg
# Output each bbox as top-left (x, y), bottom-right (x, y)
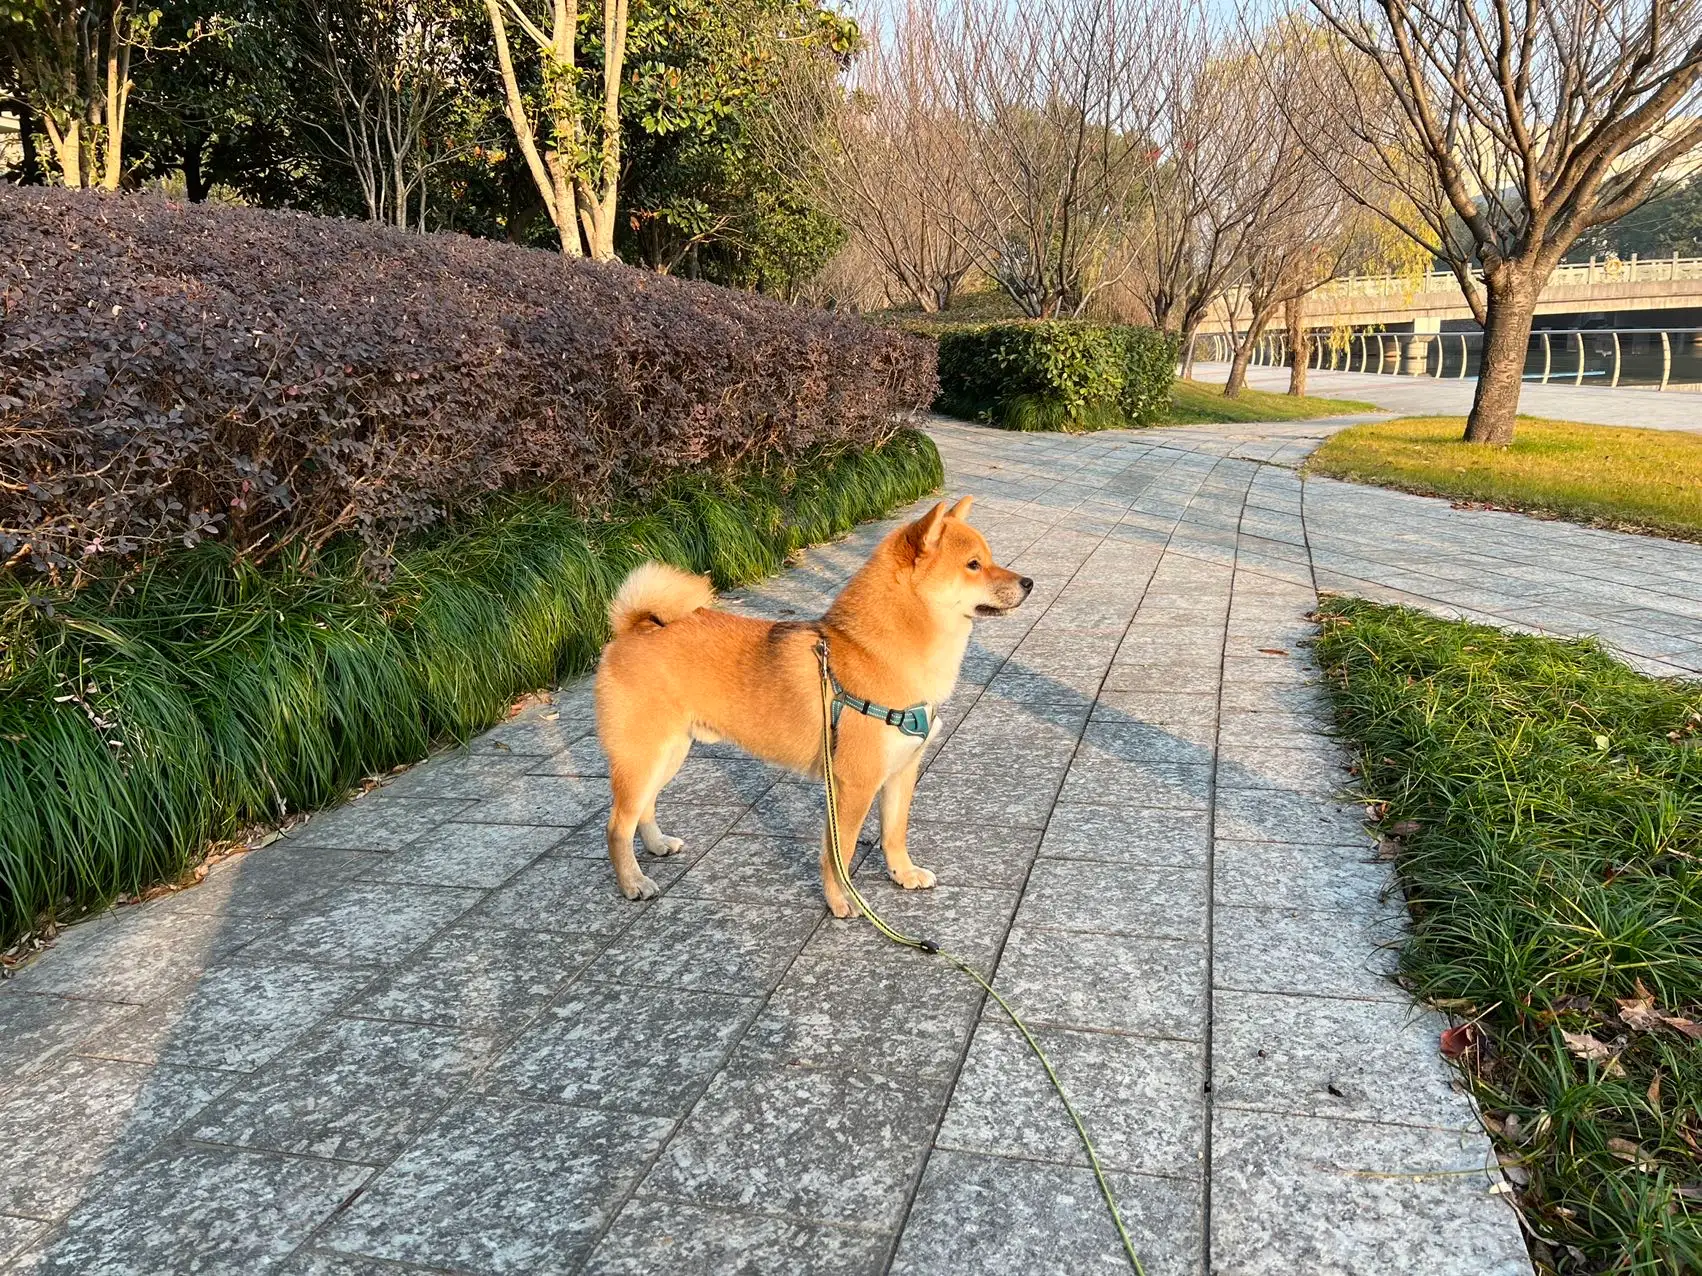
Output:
top-left (319, 1096), bottom-right (673, 1274)
top-left (39, 408), bottom-right (1702, 1272)
top-left (11, 1145), bottom-right (370, 1275)
top-left (187, 1015), bottom-right (493, 1163)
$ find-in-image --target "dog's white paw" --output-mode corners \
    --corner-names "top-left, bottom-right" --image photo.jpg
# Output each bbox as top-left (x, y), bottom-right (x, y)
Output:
top-left (890, 865), bottom-right (937, 890)
top-left (653, 835), bottom-right (686, 857)
top-left (827, 892), bottom-right (862, 920)
top-left (621, 873), bottom-right (660, 901)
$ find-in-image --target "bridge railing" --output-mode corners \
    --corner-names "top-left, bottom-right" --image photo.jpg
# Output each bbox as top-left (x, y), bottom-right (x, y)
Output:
top-left (1192, 327), bottom-right (1702, 392)
top-left (1323, 254), bottom-right (1702, 299)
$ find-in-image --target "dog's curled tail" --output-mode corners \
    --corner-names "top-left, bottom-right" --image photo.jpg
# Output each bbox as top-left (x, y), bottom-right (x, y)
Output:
top-left (608, 562), bottom-right (715, 639)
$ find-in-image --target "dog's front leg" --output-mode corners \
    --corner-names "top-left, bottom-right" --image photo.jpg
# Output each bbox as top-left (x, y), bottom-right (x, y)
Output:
top-left (820, 744), bottom-right (882, 920)
top-left (878, 749), bottom-right (934, 890)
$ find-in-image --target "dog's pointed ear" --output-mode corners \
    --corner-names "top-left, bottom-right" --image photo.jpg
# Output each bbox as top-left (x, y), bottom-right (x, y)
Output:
top-left (904, 502), bottom-right (949, 557)
top-left (947, 495), bottom-right (975, 522)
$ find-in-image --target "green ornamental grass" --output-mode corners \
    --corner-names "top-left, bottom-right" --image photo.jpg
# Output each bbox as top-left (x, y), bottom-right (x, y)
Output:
top-left (0, 432), bottom-right (942, 945)
top-left (1314, 598), bottom-right (1702, 1274)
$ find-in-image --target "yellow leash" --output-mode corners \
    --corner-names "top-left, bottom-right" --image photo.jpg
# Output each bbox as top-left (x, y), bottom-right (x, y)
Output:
top-left (813, 638), bottom-right (1146, 1275)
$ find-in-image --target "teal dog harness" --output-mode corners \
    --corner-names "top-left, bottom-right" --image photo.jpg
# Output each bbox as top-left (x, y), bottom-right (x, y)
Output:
top-left (830, 678), bottom-right (932, 742)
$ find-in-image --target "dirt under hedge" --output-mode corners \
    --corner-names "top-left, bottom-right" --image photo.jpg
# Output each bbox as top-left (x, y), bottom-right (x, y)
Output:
top-left (1, 189), bottom-right (937, 576)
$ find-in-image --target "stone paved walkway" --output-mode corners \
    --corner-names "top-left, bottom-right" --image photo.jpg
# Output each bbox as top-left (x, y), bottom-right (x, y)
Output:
top-left (11, 405), bottom-right (1699, 1274)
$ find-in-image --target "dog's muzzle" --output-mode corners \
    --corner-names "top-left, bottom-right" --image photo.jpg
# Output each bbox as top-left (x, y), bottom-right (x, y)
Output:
top-left (975, 576), bottom-right (1034, 617)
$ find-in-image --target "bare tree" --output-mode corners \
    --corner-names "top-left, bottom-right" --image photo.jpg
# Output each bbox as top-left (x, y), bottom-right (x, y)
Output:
top-left (301, 0), bottom-right (465, 230)
top-left (932, 0), bottom-right (1165, 318)
top-left (765, 1), bottom-right (977, 312)
top-left (482, 0), bottom-right (628, 258)
top-left (1302, 0), bottom-right (1702, 443)
top-left (792, 235), bottom-right (894, 311)
top-left (1132, 7), bottom-right (1272, 368)
top-left (1213, 23), bottom-right (1392, 396)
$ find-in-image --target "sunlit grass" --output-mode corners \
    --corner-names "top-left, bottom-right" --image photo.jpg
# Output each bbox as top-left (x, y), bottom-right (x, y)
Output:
top-left (1308, 416), bottom-right (1702, 540)
top-left (1160, 378), bottom-right (1380, 424)
top-left (0, 432), bottom-right (942, 944)
top-left (1315, 598), bottom-right (1702, 1275)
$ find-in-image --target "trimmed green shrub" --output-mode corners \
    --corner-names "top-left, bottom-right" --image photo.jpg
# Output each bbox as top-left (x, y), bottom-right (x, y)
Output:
top-left (0, 431), bottom-right (942, 944)
top-left (934, 321), bottom-right (1178, 431)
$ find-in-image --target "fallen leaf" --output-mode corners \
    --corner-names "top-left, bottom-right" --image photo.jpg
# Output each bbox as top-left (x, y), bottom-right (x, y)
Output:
top-left (541, 712), bottom-right (559, 721)
top-left (1606, 1137), bottom-right (1657, 1170)
top-left (1257, 647), bottom-right (1288, 656)
top-left (1648, 1073), bottom-right (1663, 1110)
top-left (1503, 1111), bottom-right (1525, 1144)
top-left (1618, 986), bottom-right (1662, 1032)
top-left (1664, 1016), bottom-right (1702, 1041)
top-left (1561, 1029), bottom-right (1612, 1061)
top-left (1376, 836), bottom-right (1402, 861)
top-left (1614, 981), bottom-right (1702, 1039)
top-left (1498, 1159), bottom-right (1531, 1188)
top-left (1386, 819), bottom-right (1421, 836)
top-left (1441, 1023), bottom-right (1478, 1059)
top-left (1560, 1029), bottom-right (1626, 1075)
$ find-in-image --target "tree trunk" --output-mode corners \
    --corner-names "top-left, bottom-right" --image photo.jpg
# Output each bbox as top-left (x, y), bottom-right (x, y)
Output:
top-left (101, 33), bottom-right (128, 191)
top-left (1285, 297), bottom-right (1308, 397)
top-left (1225, 310), bottom-right (1275, 397)
top-left (1178, 321), bottom-right (1200, 380)
top-left (1463, 269), bottom-right (1537, 444)
top-left (575, 0), bottom-right (627, 263)
top-left (45, 115), bottom-right (83, 187)
top-left (19, 102), bottom-right (43, 184)
top-left (484, 0), bottom-right (583, 256)
top-left (183, 131), bottom-right (209, 201)
top-left (1224, 340), bottom-right (1254, 397)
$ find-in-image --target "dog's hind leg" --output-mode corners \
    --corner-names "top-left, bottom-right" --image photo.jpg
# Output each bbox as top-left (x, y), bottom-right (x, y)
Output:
top-left (638, 734), bottom-right (692, 857)
top-left (877, 748), bottom-right (935, 890)
top-left (607, 742), bottom-right (683, 901)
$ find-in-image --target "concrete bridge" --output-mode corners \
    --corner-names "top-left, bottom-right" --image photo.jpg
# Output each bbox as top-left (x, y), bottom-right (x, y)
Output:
top-left (1195, 253), bottom-right (1702, 392)
top-left (1303, 253), bottom-right (1702, 328)
top-left (1201, 253), bottom-right (1702, 333)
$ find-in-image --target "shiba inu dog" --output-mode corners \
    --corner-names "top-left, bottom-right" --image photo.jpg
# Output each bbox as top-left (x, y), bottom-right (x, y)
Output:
top-left (594, 496), bottom-right (1032, 917)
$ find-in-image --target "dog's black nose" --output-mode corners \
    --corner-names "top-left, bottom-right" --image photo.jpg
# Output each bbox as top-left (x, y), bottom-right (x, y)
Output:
top-left (1019, 577), bottom-right (1034, 592)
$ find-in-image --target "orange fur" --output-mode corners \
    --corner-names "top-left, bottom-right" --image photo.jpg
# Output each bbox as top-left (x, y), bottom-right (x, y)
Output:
top-left (594, 495), bottom-right (1032, 913)
top-left (607, 561), bottom-right (717, 639)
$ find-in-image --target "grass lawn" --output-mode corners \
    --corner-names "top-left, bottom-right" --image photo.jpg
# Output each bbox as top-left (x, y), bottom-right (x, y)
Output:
top-left (1160, 377), bottom-right (1379, 424)
top-left (1308, 416), bottom-right (1702, 542)
top-left (1315, 598), bottom-right (1702, 1275)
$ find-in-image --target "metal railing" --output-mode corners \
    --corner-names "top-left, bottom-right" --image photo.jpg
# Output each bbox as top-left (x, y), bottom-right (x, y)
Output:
top-left (1192, 327), bottom-right (1702, 392)
top-left (1321, 253), bottom-right (1702, 299)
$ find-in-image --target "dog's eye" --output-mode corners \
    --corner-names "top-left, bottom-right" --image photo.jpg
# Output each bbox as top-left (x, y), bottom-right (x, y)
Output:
top-left (967, 559), bottom-right (981, 571)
